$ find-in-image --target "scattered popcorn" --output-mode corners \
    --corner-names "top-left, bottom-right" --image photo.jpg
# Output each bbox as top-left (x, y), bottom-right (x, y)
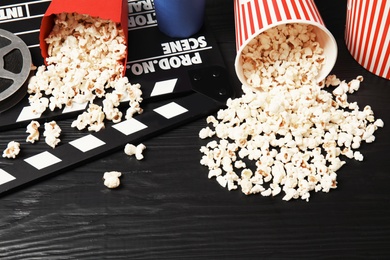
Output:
top-left (2, 141), bottom-right (21, 159)
top-left (353, 151), bottom-right (364, 162)
top-left (124, 144), bottom-right (136, 155)
top-left (199, 127), bottom-right (215, 139)
top-left (103, 171), bottom-right (122, 189)
top-left (325, 74), bottom-right (341, 87)
top-left (43, 121), bottom-right (61, 148)
top-left (374, 118), bottom-right (384, 128)
top-left (199, 22), bottom-right (384, 203)
top-left (216, 175), bottom-right (227, 188)
top-left (26, 120), bottom-right (40, 143)
top-left (124, 143), bottom-right (146, 160)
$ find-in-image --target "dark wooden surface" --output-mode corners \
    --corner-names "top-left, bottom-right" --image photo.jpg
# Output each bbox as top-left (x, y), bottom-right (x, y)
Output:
top-left (1, 0), bottom-right (390, 259)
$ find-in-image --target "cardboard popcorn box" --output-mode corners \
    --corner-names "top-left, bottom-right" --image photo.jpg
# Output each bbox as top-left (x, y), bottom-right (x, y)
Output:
top-left (234, 0), bottom-right (338, 86)
top-left (345, 0), bottom-right (390, 80)
top-left (39, 0), bottom-right (129, 74)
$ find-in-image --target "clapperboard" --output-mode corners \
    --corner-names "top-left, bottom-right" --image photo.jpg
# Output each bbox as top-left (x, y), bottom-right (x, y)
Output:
top-left (0, 0), bottom-right (49, 64)
top-left (0, 0), bottom-right (235, 194)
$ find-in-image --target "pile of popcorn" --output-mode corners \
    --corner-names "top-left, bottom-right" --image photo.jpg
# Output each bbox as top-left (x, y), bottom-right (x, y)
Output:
top-left (27, 12), bottom-right (143, 131)
top-left (241, 23), bottom-right (325, 92)
top-left (3, 13), bottom-right (146, 189)
top-left (199, 23), bottom-right (384, 201)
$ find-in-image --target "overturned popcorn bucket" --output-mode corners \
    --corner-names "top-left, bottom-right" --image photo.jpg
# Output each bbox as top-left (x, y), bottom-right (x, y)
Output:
top-left (345, 0), bottom-right (390, 80)
top-left (39, 0), bottom-right (129, 75)
top-left (234, 0), bottom-right (338, 87)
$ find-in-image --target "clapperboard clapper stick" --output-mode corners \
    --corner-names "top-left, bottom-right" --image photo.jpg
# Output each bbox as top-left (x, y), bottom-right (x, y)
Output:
top-left (0, 0), bottom-right (235, 195)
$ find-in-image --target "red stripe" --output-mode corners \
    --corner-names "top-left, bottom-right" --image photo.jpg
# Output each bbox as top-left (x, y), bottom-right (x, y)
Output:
top-left (345, 1), bottom-right (352, 46)
top-left (348, 0), bottom-right (355, 49)
top-left (355, 1), bottom-right (371, 64)
top-left (347, 0), bottom-right (356, 52)
top-left (306, 0), bottom-right (322, 24)
top-left (263, 0), bottom-right (273, 25)
top-left (290, 0), bottom-right (301, 19)
top-left (362, 1), bottom-right (376, 63)
top-left (348, 1), bottom-right (358, 56)
top-left (373, 1), bottom-right (389, 75)
top-left (351, 1), bottom-right (364, 57)
top-left (314, 1), bottom-right (324, 24)
top-left (366, 0), bottom-right (386, 72)
top-left (235, 0), bottom-right (242, 50)
top-left (241, 6), bottom-right (248, 45)
top-left (299, 0), bottom-right (310, 20)
top-left (281, 0), bottom-right (292, 20)
top-left (374, 2), bottom-right (390, 76)
top-left (272, 0), bottom-right (282, 22)
top-left (254, 0), bottom-right (263, 29)
top-left (247, 2), bottom-right (256, 36)
top-left (379, 35), bottom-right (390, 78)
top-left (381, 14), bottom-right (390, 78)
top-left (305, 0), bottom-right (317, 22)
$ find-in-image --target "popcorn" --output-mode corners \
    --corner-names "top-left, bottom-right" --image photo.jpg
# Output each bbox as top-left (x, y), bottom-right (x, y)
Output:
top-left (199, 127), bottom-right (215, 139)
top-left (26, 121), bottom-right (40, 143)
top-left (241, 23), bottom-right (325, 91)
top-left (44, 121), bottom-right (61, 148)
top-left (200, 30), bottom-right (385, 203)
top-left (71, 104), bottom-right (105, 132)
top-left (28, 12), bottom-right (143, 131)
top-left (353, 151), bottom-right (364, 162)
top-left (124, 143), bottom-right (146, 160)
top-left (2, 141), bottom-right (21, 159)
top-left (103, 171), bottom-right (122, 189)
top-left (325, 74), bottom-right (341, 87)
top-left (216, 175), bottom-right (227, 188)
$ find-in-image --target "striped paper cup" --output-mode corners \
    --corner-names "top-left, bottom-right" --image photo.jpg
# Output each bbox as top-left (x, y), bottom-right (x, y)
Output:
top-left (345, 0), bottom-right (390, 80)
top-left (234, 0), bottom-right (338, 87)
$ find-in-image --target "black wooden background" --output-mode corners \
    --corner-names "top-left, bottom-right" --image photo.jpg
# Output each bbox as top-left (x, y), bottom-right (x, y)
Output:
top-left (1, 0), bottom-right (390, 259)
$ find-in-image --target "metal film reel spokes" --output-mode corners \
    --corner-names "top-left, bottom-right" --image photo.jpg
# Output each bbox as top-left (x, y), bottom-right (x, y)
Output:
top-left (0, 29), bottom-right (32, 112)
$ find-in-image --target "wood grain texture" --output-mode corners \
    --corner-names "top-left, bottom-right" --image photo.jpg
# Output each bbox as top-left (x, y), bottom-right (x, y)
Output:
top-left (1, 0), bottom-right (390, 259)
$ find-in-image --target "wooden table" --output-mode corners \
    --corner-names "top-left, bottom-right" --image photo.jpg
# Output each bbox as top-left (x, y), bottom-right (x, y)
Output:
top-left (1, 0), bottom-right (390, 258)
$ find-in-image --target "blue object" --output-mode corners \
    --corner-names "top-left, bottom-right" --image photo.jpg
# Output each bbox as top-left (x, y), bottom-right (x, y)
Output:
top-left (154, 0), bottom-right (206, 38)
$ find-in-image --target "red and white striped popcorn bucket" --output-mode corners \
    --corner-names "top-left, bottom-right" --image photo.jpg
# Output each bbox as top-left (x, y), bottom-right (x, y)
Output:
top-left (345, 0), bottom-right (390, 80)
top-left (234, 0), bottom-right (338, 86)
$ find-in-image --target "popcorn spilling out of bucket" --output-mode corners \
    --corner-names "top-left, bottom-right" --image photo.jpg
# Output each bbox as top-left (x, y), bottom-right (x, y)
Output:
top-left (345, 0), bottom-right (390, 80)
top-left (234, 0), bottom-right (338, 88)
top-left (39, 0), bottom-right (129, 74)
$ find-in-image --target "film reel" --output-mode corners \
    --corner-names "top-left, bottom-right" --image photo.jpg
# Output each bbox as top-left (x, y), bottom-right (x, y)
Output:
top-left (0, 29), bottom-right (32, 113)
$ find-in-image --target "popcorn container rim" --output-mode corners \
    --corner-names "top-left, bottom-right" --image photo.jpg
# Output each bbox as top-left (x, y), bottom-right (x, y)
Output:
top-left (234, 3), bottom-right (338, 88)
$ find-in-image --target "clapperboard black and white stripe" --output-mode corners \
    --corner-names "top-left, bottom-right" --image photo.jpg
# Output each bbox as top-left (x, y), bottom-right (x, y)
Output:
top-left (0, 0), bottom-right (235, 194)
top-left (0, 92), bottom-right (226, 194)
top-left (0, 0), bottom-right (50, 63)
top-left (0, 75), bottom-right (192, 131)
